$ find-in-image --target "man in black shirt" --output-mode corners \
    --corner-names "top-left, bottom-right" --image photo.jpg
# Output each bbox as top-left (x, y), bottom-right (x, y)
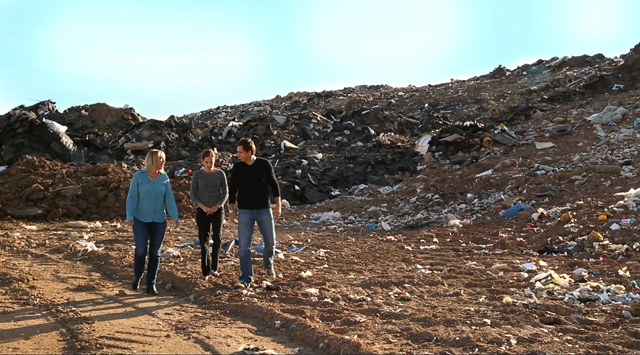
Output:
top-left (228, 138), bottom-right (281, 288)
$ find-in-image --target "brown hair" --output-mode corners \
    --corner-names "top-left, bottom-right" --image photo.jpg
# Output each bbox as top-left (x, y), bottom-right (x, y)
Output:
top-left (237, 138), bottom-right (256, 155)
top-left (200, 148), bottom-right (218, 161)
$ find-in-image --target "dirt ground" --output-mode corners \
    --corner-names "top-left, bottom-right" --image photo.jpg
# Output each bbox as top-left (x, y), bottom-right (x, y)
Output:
top-left (2, 95), bottom-right (640, 353)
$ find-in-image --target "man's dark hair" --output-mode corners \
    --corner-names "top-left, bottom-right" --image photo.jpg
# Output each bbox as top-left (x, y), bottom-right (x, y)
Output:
top-left (237, 138), bottom-right (256, 155)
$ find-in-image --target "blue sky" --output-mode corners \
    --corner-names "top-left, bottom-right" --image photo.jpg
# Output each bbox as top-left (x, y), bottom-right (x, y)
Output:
top-left (1, 0), bottom-right (638, 120)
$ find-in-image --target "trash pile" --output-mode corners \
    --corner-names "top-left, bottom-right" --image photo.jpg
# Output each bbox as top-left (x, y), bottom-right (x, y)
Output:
top-left (2, 42), bottom-right (640, 216)
top-left (502, 267), bottom-right (640, 320)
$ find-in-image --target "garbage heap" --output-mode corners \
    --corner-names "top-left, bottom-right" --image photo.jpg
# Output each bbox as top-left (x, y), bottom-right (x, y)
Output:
top-left (1, 42), bottom-right (639, 210)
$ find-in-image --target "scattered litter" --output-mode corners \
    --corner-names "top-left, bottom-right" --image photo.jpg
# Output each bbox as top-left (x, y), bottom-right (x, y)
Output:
top-left (160, 248), bottom-right (181, 258)
top-left (287, 245), bottom-right (306, 252)
top-left (313, 212), bottom-right (342, 222)
top-left (501, 202), bottom-right (533, 218)
top-left (76, 241), bottom-right (103, 252)
top-left (65, 221), bottom-right (102, 229)
top-left (475, 169), bottom-right (493, 177)
top-left (534, 141), bottom-right (556, 149)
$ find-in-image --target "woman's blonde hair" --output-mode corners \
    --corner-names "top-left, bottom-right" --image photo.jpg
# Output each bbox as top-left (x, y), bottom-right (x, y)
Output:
top-left (144, 149), bottom-right (166, 173)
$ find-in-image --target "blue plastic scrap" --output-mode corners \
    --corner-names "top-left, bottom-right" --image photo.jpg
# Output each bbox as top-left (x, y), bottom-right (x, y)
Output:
top-left (288, 245), bottom-right (307, 253)
top-left (221, 238), bottom-right (238, 253)
top-left (254, 241), bottom-right (282, 254)
top-left (501, 202), bottom-right (533, 218)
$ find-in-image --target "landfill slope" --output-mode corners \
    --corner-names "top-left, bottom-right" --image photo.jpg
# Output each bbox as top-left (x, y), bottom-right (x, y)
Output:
top-left (0, 43), bottom-right (640, 354)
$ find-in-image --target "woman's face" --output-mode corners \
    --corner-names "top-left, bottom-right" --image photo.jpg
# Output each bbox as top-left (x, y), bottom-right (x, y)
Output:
top-left (202, 156), bottom-right (214, 171)
top-left (156, 153), bottom-right (166, 171)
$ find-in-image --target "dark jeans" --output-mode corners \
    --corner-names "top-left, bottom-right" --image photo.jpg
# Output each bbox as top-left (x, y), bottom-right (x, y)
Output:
top-left (196, 207), bottom-right (223, 276)
top-left (132, 217), bottom-right (167, 287)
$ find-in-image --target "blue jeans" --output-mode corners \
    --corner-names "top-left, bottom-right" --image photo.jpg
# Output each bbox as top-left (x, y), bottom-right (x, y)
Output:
top-left (132, 217), bottom-right (167, 287)
top-left (237, 208), bottom-right (276, 284)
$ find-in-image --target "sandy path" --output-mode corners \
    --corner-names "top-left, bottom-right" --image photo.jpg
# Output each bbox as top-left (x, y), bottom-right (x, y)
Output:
top-left (0, 249), bottom-right (308, 354)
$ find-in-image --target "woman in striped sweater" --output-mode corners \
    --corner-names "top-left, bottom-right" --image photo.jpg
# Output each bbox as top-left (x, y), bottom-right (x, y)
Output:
top-left (190, 148), bottom-right (229, 280)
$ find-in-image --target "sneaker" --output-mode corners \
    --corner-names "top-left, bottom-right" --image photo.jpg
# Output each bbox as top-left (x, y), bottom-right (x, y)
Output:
top-left (200, 275), bottom-right (210, 281)
top-left (233, 281), bottom-right (248, 288)
top-left (212, 271), bottom-right (220, 277)
top-left (266, 267), bottom-right (276, 280)
top-left (131, 277), bottom-right (141, 291)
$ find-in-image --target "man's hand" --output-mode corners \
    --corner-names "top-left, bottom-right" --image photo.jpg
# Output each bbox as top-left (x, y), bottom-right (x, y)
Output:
top-left (126, 219), bottom-right (133, 227)
top-left (173, 220), bottom-right (180, 229)
top-left (274, 197), bottom-right (282, 218)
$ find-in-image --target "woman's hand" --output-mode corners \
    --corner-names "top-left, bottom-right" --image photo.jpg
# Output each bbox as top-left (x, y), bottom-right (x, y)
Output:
top-left (173, 220), bottom-right (180, 229)
top-left (206, 204), bottom-right (220, 215)
top-left (126, 219), bottom-right (133, 227)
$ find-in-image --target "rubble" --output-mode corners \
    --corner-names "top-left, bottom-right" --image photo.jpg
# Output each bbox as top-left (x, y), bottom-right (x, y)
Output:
top-left (0, 42), bottom-right (639, 214)
top-left (2, 41), bottom-right (640, 355)
top-left (0, 43), bottom-right (636, 209)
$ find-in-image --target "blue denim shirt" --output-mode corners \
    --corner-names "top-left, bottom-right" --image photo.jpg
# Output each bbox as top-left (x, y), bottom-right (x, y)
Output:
top-left (126, 170), bottom-right (179, 223)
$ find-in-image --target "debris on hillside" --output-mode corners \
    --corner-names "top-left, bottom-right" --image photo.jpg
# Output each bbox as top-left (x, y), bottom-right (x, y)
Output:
top-left (1, 42), bottom-right (640, 210)
top-left (2, 42), bottom-right (640, 355)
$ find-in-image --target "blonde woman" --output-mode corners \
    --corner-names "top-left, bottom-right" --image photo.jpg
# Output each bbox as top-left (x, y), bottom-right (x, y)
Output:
top-left (126, 149), bottom-right (179, 295)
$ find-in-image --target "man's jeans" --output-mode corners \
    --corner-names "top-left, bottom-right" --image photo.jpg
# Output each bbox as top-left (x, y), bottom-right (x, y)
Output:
top-left (132, 218), bottom-right (167, 287)
top-left (237, 208), bottom-right (276, 284)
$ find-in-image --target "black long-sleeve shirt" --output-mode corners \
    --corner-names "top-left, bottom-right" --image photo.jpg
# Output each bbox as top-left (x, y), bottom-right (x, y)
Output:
top-left (228, 157), bottom-right (280, 209)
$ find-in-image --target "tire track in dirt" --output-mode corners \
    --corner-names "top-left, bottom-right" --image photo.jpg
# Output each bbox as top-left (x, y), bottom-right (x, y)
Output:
top-left (0, 247), bottom-right (311, 354)
top-left (0, 290), bottom-right (65, 354)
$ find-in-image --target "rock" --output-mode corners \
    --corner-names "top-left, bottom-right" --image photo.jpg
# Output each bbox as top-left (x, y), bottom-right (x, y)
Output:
top-left (57, 185), bottom-right (82, 198)
top-left (4, 206), bottom-right (46, 218)
top-left (587, 231), bottom-right (604, 243)
top-left (67, 206), bottom-right (83, 217)
top-left (540, 316), bottom-right (560, 325)
top-left (65, 221), bottom-right (96, 229)
top-left (530, 111), bottom-right (544, 120)
top-left (47, 208), bottom-right (64, 220)
top-left (24, 184), bottom-right (46, 201)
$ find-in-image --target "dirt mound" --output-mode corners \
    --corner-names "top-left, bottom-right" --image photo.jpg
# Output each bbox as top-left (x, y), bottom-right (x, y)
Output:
top-left (0, 156), bottom-right (194, 220)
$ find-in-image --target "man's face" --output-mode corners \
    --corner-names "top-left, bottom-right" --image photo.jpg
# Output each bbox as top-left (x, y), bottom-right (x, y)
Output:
top-left (236, 145), bottom-right (252, 163)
